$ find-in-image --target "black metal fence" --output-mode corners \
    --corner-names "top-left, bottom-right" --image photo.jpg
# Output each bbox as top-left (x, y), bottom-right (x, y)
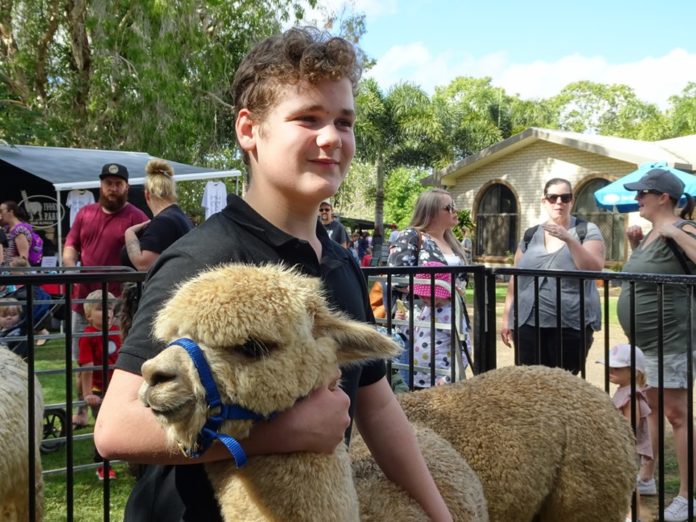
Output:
top-left (5, 265), bottom-right (696, 521)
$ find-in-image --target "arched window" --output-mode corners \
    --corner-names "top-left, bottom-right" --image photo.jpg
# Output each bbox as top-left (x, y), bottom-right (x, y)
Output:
top-left (573, 178), bottom-right (625, 262)
top-left (475, 184), bottom-right (517, 258)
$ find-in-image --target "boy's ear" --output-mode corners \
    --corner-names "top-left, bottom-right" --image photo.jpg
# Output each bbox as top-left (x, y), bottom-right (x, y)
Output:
top-left (236, 108), bottom-right (256, 155)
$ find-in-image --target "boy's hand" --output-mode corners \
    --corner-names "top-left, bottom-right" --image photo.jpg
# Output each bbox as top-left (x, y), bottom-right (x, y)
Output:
top-left (85, 394), bottom-right (102, 407)
top-left (244, 383), bottom-right (350, 456)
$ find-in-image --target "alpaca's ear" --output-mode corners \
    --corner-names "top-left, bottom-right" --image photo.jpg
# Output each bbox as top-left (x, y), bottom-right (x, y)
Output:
top-left (312, 304), bottom-right (401, 364)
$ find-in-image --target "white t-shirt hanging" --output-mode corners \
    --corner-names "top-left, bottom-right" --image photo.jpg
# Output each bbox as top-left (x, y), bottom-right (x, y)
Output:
top-left (202, 181), bottom-right (227, 220)
top-left (66, 189), bottom-right (95, 226)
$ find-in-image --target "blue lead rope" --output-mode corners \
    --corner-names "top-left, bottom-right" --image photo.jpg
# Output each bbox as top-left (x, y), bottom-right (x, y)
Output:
top-left (168, 337), bottom-right (268, 468)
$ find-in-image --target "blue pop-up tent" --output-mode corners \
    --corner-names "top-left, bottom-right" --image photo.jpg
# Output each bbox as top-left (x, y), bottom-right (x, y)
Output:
top-left (594, 161), bottom-right (696, 212)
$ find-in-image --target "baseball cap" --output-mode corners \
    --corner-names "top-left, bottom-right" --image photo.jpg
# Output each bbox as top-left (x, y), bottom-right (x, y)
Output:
top-left (597, 343), bottom-right (646, 373)
top-left (99, 163), bottom-right (129, 182)
top-left (623, 168), bottom-right (684, 201)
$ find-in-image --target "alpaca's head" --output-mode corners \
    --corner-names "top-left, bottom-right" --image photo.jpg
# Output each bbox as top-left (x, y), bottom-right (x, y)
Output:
top-left (139, 263), bottom-right (400, 455)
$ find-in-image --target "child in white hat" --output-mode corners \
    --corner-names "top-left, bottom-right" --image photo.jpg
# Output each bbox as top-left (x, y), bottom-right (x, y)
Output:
top-left (601, 343), bottom-right (652, 522)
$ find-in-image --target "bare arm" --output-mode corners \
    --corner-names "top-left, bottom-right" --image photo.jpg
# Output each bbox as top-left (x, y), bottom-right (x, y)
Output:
top-left (95, 369), bottom-right (352, 463)
top-left (124, 221), bottom-right (160, 271)
top-left (500, 247), bottom-right (523, 347)
top-left (355, 377), bottom-right (452, 521)
top-left (63, 245), bottom-right (79, 267)
top-left (80, 369), bottom-right (101, 407)
top-left (14, 233), bottom-right (29, 260)
top-left (655, 223), bottom-right (696, 264)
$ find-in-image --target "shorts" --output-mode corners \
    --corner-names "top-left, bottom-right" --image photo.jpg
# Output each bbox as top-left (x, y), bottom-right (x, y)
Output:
top-left (644, 352), bottom-right (696, 389)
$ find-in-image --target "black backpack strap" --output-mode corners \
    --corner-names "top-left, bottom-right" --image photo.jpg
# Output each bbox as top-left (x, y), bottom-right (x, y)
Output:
top-left (666, 239), bottom-right (691, 275)
top-left (522, 225), bottom-right (539, 251)
top-left (665, 220), bottom-right (695, 275)
top-left (523, 218), bottom-right (587, 252)
top-left (575, 218), bottom-right (587, 243)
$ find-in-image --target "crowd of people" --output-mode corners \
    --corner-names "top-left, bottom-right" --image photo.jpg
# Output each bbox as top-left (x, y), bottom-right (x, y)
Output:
top-left (3, 27), bottom-right (696, 522)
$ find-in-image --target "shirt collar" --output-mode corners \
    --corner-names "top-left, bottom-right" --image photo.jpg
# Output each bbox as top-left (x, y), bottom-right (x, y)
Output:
top-left (223, 194), bottom-right (336, 252)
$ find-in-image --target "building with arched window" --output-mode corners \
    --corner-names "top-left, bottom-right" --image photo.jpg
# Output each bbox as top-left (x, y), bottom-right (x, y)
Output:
top-left (432, 128), bottom-right (696, 264)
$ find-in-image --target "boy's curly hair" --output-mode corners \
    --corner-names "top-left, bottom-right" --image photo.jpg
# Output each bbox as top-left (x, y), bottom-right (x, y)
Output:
top-left (232, 27), bottom-right (362, 168)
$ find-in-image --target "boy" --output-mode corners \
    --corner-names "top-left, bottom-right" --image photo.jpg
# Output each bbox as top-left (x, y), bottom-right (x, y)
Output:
top-left (79, 289), bottom-right (120, 480)
top-left (95, 27), bottom-right (451, 521)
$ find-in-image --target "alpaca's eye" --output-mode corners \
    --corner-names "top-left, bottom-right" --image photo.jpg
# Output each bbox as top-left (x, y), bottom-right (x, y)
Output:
top-left (238, 338), bottom-right (276, 358)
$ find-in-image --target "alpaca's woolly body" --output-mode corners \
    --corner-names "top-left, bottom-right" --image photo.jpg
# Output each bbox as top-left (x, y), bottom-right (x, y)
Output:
top-left (398, 365), bottom-right (637, 522)
top-left (0, 347), bottom-right (44, 521)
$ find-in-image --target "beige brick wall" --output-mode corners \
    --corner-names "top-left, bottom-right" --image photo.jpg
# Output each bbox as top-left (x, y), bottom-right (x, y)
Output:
top-left (448, 140), bottom-right (636, 242)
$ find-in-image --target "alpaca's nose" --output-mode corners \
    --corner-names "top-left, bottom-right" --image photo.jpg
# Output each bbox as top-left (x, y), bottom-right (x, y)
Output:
top-left (142, 360), bottom-right (177, 387)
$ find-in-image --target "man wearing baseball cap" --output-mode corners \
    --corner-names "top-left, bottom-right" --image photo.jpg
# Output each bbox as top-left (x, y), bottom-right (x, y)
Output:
top-left (63, 162), bottom-right (148, 428)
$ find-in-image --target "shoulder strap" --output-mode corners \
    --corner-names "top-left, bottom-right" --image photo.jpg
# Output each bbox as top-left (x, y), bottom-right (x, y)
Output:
top-left (523, 219), bottom-right (588, 251)
top-left (666, 239), bottom-right (691, 275)
top-left (575, 218), bottom-right (587, 243)
top-left (522, 225), bottom-right (539, 251)
top-left (666, 220), bottom-right (693, 275)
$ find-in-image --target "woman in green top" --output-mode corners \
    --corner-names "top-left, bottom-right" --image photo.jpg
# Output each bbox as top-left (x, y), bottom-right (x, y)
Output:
top-left (617, 167), bottom-right (696, 521)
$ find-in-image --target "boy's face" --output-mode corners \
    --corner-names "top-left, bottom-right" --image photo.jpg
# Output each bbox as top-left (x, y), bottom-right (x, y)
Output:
top-left (238, 77), bottom-right (356, 203)
top-left (0, 310), bottom-right (20, 329)
top-left (87, 305), bottom-right (114, 329)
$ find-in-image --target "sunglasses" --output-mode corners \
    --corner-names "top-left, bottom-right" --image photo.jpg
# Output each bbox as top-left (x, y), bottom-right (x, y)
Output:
top-left (319, 208), bottom-right (331, 213)
top-left (545, 193), bottom-right (573, 204)
top-left (637, 189), bottom-right (663, 198)
top-left (442, 204), bottom-right (457, 213)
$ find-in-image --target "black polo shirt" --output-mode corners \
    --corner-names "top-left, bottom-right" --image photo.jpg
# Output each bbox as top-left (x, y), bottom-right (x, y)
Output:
top-left (118, 195), bottom-right (386, 522)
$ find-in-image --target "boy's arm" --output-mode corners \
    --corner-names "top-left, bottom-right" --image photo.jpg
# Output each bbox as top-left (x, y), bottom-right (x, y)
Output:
top-left (354, 377), bottom-right (452, 521)
top-left (80, 369), bottom-right (100, 407)
top-left (95, 368), bottom-right (352, 463)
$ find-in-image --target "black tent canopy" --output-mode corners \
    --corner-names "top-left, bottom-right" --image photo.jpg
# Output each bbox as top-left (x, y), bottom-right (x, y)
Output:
top-left (0, 144), bottom-right (238, 187)
top-left (0, 144), bottom-right (241, 260)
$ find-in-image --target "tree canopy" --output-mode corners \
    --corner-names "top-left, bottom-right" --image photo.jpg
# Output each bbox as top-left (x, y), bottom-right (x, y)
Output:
top-left (3, 3), bottom-right (696, 232)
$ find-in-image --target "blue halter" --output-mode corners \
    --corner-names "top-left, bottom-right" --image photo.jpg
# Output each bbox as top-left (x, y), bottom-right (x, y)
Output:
top-left (168, 337), bottom-right (269, 468)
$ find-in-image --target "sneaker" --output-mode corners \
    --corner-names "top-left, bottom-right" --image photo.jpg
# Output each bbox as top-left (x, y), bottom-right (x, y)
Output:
top-left (636, 476), bottom-right (657, 496)
top-left (96, 465), bottom-right (117, 481)
top-left (664, 495), bottom-right (696, 522)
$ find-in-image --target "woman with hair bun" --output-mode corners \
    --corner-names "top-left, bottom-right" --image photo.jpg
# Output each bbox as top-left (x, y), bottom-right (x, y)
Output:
top-left (122, 159), bottom-right (193, 271)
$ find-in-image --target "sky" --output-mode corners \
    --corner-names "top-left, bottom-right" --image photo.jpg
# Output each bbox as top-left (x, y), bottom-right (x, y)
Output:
top-left (309, 0), bottom-right (696, 108)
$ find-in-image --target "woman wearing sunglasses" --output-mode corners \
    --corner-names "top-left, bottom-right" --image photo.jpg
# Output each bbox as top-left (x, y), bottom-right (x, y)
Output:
top-left (501, 177), bottom-right (605, 375)
top-left (388, 189), bottom-right (471, 388)
top-left (618, 168), bottom-right (696, 522)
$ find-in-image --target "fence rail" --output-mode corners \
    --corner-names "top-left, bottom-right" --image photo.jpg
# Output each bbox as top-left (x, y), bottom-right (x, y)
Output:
top-left (4, 265), bottom-right (696, 522)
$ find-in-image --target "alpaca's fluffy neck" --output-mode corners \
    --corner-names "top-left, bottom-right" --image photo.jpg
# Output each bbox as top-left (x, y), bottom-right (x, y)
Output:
top-left (205, 445), bottom-right (360, 522)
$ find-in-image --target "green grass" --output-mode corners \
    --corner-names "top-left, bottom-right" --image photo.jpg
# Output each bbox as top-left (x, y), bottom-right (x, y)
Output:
top-left (36, 339), bottom-right (133, 521)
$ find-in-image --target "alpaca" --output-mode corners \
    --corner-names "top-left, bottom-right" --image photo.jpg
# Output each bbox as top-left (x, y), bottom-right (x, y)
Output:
top-left (398, 365), bottom-right (637, 522)
top-left (139, 264), bottom-right (487, 521)
top-left (0, 346), bottom-right (44, 521)
top-left (351, 423), bottom-right (488, 521)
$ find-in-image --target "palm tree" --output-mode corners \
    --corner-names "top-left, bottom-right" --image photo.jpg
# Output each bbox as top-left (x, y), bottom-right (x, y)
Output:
top-left (354, 79), bottom-right (444, 250)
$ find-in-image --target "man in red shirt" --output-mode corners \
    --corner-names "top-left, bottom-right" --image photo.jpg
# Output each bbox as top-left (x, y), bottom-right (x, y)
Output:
top-left (63, 163), bottom-right (148, 427)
